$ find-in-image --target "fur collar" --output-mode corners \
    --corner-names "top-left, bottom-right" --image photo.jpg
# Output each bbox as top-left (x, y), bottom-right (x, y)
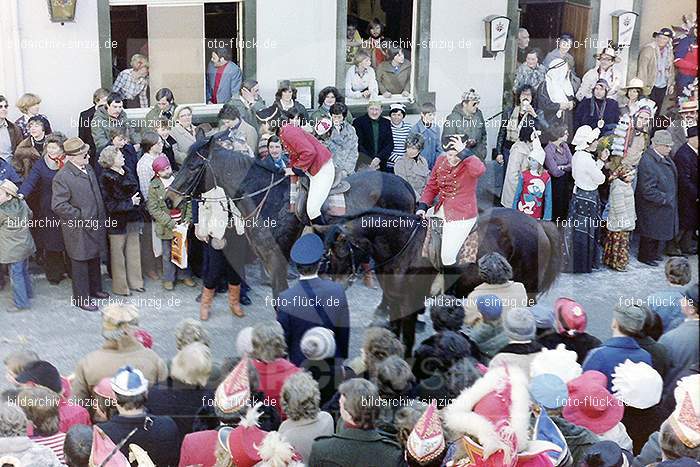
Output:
top-left (443, 366), bottom-right (531, 458)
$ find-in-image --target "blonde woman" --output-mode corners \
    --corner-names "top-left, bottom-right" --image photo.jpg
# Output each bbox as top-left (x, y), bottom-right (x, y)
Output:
top-left (112, 53), bottom-right (150, 108)
top-left (345, 50), bottom-right (379, 99)
top-left (14, 93), bottom-right (52, 138)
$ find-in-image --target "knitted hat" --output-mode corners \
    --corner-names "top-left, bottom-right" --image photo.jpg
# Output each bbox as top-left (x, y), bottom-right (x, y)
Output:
top-left (669, 374), bottom-right (700, 448)
top-left (476, 295), bottom-right (503, 321)
top-left (611, 360), bottom-right (663, 409)
top-left (530, 344), bottom-right (582, 383)
top-left (563, 371), bottom-right (624, 434)
top-left (652, 130), bottom-right (674, 147)
top-left (529, 374), bottom-right (568, 409)
top-left (300, 327), bottom-right (336, 360)
top-left (215, 356), bottom-right (251, 414)
top-left (89, 426), bottom-right (130, 467)
top-left (406, 402), bottom-right (447, 465)
top-left (554, 298), bottom-right (587, 335)
top-left (613, 304), bottom-right (646, 335)
top-left (529, 303), bottom-right (555, 329)
top-left (15, 360), bottom-right (62, 394)
top-left (461, 88), bottom-right (480, 103)
top-left (236, 326), bottom-right (254, 356)
top-left (502, 307), bottom-right (536, 341)
top-left (151, 154), bottom-right (171, 173)
top-left (111, 366), bottom-right (148, 397)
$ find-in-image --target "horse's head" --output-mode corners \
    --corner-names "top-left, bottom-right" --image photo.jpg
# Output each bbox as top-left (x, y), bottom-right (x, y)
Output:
top-left (313, 224), bottom-right (358, 289)
top-left (165, 138), bottom-right (214, 209)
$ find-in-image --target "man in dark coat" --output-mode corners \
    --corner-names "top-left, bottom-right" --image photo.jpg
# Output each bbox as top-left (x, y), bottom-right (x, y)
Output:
top-left (634, 130), bottom-right (679, 266)
top-left (574, 79), bottom-right (620, 135)
top-left (78, 88), bottom-right (109, 172)
top-left (276, 233), bottom-right (350, 367)
top-left (51, 137), bottom-right (108, 311)
top-left (309, 378), bottom-right (403, 467)
top-left (352, 101), bottom-right (394, 172)
top-left (671, 125), bottom-right (698, 255)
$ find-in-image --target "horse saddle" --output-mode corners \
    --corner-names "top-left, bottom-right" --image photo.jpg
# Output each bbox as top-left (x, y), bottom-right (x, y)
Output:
top-left (294, 167), bottom-right (350, 223)
top-left (421, 217), bottom-right (479, 269)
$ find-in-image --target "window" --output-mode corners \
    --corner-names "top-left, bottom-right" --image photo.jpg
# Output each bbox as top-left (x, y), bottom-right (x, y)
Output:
top-left (339, 0), bottom-right (429, 111)
top-left (107, 0), bottom-right (243, 110)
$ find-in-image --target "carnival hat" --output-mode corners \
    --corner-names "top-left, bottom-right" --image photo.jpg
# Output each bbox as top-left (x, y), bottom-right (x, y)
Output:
top-left (669, 374), bottom-right (700, 448)
top-left (563, 371), bottom-right (624, 435)
top-left (594, 46), bottom-right (621, 63)
top-left (554, 297), bottom-right (588, 334)
top-left (218, 404), bottom-right (268, 467)
top-left (94, 376), bottom-right (117, 402)
top-left (215, 356), bottom-right (251, 414)
top-left (611, 360), bottom-right (663, 409)
top-left (290, 233), bottom-right (324, 265)
top-left (314, 117), bottom-right (332, 137)
top-left (530, 344), bottom-right (582, 383)
top-left (406, 402), bottom-right (447, 465)
top-left (64, 137), bottom-right (90, 156)
top-left (111, 365), bottom-right (148, 397)
top-left (679, 100), bottom-right (699, 113)
top-left (89, 426), bottom-right (130, 467)
top-left (301, 327), bottom-right (336, 360)
top-left (571, 125), bottom-right (600, 149)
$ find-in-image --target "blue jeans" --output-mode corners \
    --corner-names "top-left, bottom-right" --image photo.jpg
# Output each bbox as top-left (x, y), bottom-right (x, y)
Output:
top-left (161, 239), bottom-right (191, 282)
top-left (9, 259), bottom-right (32, 309)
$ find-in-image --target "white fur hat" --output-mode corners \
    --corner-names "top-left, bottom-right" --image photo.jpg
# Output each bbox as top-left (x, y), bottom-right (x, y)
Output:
top-left (571, 125), bottom-right (600, 150)
top-left (530, 344), bottom-right (582, 383)
top-left (611, 360), bottom-right (663, 409)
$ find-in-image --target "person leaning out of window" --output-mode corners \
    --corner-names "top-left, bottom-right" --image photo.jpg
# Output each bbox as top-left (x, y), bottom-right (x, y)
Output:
top-left (112, 54), bottom-right (150, 109)
top-left (345, 50), bottom-right (379, 100)
top-left (376, 47), bottom-right (411, 98)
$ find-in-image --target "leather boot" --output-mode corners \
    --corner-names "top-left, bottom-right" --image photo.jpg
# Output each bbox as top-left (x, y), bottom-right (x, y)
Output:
top-left (228, 284), bottom-right (245, 317)
top-left (199, 287), bottom-right (216, 321)
top-left (361, 262), bottom-right (378, 289)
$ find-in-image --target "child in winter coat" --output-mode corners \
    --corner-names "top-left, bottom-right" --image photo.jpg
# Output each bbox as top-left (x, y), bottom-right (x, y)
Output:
top-left (512, 143), bottom-right (552, 220)
top-left (0, 180), bottom-right (36, 311)
top-left (147, 155), bottom-right (195, 291)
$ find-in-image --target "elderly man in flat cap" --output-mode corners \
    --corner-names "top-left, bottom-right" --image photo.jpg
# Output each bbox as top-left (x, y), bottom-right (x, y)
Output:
top-left (51, 137), bottom-right (108, 311)
top-left (71, 303), bottom-right (168, 404)
top-left (635, 130), bottom-right (679, 266)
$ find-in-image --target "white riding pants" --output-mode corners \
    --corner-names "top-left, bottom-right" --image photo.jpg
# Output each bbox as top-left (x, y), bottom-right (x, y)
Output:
top-left (430, 206), bottom-right (477, 266)
top-left (306, 159), bottom-right (335, 220)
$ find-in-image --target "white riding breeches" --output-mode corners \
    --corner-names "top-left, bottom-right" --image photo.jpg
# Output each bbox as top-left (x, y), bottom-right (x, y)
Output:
top-left (430, 206), bottom-right (477, 266)
top-left (306, 159), bottom-right (335, 220)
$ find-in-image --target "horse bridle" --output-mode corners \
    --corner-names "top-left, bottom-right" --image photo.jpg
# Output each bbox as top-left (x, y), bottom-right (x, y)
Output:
top-left (167, 149), bottom-right (209, 198)
top-left (324, 220), bottom-right (421, 286)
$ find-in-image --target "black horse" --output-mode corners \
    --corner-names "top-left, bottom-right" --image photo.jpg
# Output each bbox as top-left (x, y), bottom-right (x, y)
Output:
top-left (165, 134), bottom-right (416, 297)
top-left (317, 207), bottom-right (561, 354)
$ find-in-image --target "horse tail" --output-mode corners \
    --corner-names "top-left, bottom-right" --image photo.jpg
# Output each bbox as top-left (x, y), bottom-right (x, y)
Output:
top-left (538, 220), bottom-right (561, 296)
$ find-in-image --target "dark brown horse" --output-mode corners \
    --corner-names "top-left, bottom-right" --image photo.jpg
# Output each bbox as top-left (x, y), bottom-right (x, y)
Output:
top-left (317, 207), bottom-right (561, 353)
top-left (165, 134), bottom-right (416, 297)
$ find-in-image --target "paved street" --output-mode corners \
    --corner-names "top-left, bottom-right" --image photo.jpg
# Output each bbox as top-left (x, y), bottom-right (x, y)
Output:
top-left (0, 255), bottom-right (696, 392)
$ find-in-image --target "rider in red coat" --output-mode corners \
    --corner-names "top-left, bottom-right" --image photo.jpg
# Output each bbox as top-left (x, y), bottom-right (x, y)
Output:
top-left (417, 135), bottom-right (486, 265)
top-left (279, 123), bottom-right (335, 223)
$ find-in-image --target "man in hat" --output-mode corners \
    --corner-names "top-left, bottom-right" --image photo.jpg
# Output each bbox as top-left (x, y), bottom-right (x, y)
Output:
top-left (416, 135), bottom-right (485, 267)
top-left (669, 100), bottom-right (698, 155)
top-left (442, 89), bottom-right (487, 160)
top-left (574, 78), bottom-right (621, 134)
top-left (71, 303), bottom-right (168, 403)
top-left (276, 233), bottom-right (350, 367)
top-left (98, 366), bottom-right (179, 466)
top-left (638, 28), bottom-right (676, 114)
top-left (659, 283), bottom-right (699, 388)
top-left (206, 46), bottom-right (242, 104)
top-left (583, 304), bottom-right (652, 390)
top-left (635, 129), bottom-right (679, 265)
top-left (309, 378), bottom-right (403, 466)
top-left (577, 47), bottom-right (623, 102)
top-left (51, 136), bottom-right (108, 312)
top-left (352, 100), bottom-right (395, 171)
top-left (670, 125), bottom-right (698, 255)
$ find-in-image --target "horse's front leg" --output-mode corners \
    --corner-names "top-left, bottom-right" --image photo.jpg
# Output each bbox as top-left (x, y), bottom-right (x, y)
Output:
top-left (268, 254), bottom-right (290, 299)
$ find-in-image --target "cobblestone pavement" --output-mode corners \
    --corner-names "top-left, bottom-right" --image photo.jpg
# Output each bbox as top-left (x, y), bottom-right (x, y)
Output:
top-left (0, 255), bottom-right (696, 391)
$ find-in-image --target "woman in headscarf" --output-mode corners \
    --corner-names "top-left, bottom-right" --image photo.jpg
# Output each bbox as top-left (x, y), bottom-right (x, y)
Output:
top-left (538, 58), bottom-right (577, 137)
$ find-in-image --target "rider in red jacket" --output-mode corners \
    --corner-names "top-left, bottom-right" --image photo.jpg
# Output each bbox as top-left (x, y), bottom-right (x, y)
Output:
top-left (417, 135), bottom-right (486, 265)
top-left (279, 123), bottom-right (335, 223)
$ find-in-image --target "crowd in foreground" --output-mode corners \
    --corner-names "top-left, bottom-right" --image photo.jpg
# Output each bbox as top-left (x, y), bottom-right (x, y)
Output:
top-left (0, 235), bottom-right (698, 466)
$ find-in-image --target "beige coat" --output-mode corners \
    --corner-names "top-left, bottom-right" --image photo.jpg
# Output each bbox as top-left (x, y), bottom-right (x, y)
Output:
top-left (463, 280), bottom-right (530, 326)
top-left (72, 334), bottom-right (168, 402)
top-left (394, 155), bottom-right (430, 200)
top-left (637, 41), bottom-right (676, 88)
top-left (500, 141), bottom-right (531, 208)
top-left (607, 178), bottom-right (636, 232)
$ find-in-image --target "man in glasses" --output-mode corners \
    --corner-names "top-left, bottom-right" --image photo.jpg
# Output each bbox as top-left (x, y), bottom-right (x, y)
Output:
top-left (0, 95), bottom-right (24, 164)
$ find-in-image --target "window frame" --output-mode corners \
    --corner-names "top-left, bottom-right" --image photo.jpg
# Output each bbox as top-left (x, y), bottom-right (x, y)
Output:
top-left (335, 0), bottom-right (434, 116)
top-left (99, 0), bottom-right (252, 122)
